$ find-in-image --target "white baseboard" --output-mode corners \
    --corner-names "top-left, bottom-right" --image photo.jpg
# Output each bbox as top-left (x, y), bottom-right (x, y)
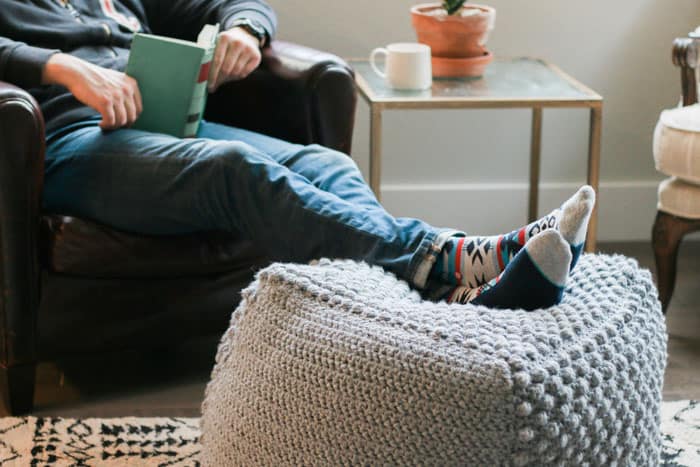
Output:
top-left (379, 180), bottom-right (673, 242)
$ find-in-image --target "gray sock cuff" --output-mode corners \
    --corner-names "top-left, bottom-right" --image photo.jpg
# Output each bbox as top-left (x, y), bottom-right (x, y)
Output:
top-left (525, 230), bottom-right (572, 286)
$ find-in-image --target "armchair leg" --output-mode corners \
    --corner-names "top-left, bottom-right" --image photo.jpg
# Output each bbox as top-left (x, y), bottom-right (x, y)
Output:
top-left (0, 363), bottom-right (36, 415)
top-left (652, 210), bottom-right (700, 313)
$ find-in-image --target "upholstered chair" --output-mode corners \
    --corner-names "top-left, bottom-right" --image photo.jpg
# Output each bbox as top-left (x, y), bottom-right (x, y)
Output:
top-left (652, 29), bottom-right (700, 312)
top-left (0, 41), bottom-right (356, 415)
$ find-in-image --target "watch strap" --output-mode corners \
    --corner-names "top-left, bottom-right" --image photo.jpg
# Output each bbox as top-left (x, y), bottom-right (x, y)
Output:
top-left (230, 18), bottom-right (267, 47)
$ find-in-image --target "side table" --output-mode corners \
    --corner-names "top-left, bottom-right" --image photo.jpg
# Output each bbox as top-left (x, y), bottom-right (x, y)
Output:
top-left (350, 57), bottom-right (603, 252)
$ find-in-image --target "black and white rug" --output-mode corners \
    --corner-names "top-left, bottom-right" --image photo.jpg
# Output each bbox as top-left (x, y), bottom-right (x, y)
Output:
top-left (660, 400), bottom-right (700, 466)
top-left (0, 400), bottom-right (697, 466)
top-left (0, 416), bottom-right (200, 466)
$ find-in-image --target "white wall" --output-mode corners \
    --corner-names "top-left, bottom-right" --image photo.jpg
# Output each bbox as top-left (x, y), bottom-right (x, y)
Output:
top-left (267, 0), bottom-right (700, 241)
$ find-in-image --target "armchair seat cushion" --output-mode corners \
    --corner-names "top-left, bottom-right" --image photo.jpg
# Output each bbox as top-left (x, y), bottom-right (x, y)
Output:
top-left (653, 104), bottom-right (700, 184)
top-left (41, 215), bottom-right (266, 278)
top-left (657, 177), bottom-right (700, 219)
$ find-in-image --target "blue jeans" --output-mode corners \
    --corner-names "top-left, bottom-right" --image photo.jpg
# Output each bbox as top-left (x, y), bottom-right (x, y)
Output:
top-left (44, 118), bottom-right (460, 290)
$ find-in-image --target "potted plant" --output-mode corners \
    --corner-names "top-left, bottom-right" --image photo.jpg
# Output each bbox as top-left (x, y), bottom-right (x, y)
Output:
top-left (411, 1), bottom-right (496, 77)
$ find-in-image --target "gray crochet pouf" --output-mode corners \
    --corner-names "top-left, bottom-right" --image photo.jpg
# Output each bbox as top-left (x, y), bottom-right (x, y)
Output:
top-left (200, 254), bottom-right (667, 466)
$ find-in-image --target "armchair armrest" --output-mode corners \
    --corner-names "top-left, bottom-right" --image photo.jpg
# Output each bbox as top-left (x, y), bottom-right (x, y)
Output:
top-left (204, 41), bottom-right (357, 154)
top-left (672, 36), bottom-right (698, 106)
top-left (0, 81), bottom-right (44, 371)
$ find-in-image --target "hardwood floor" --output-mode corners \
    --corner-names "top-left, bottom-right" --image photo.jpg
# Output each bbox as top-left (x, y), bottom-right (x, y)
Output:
top-left (29, 338), bottom-right (218, 418)
top-left (2, 241), bottom-right (698, 418)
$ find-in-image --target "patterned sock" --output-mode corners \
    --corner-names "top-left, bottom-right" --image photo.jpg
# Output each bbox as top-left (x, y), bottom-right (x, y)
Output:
top-left (431, 185), bottom-right (595, 288)
top-left (447, 230), bottom-right (571, 311)
top-left (431, 211), bottom-right (561, 288)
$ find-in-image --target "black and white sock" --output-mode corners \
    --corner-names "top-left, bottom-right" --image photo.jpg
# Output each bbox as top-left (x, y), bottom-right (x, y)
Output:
top-left (431, 185), bottom-right (595, 288)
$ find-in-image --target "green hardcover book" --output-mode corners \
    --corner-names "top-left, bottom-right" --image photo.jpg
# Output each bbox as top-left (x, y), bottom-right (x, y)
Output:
top-left (126, 24), bottom-right (219, 138)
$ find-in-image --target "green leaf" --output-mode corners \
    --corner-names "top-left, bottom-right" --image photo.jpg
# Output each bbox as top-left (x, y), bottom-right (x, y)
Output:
top-left (442, 0), bottom-right (466, 15)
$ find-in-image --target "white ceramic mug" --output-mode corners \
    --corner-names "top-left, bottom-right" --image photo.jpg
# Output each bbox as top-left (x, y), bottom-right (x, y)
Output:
top-left (370, 43), bottom-right (432, 90)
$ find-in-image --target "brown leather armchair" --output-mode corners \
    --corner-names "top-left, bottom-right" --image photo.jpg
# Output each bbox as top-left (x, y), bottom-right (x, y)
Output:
top-left (0, 41), bottom-right (357, 415)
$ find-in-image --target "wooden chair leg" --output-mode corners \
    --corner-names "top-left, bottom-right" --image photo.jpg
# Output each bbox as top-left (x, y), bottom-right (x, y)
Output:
top-left (0, 363), bottom-right (36, 415)
top-left (652, 210), bottom-right (698, 313)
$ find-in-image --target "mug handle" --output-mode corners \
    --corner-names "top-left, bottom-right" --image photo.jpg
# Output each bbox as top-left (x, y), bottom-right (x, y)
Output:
top-left (370, 48), bottom-right (388, 78)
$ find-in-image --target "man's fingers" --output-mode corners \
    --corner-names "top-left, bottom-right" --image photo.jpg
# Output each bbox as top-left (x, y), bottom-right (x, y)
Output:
top-left (103, 97), bottom-right (128, 129)
top-left (209, 41), bottom-right (228, 92)
top-left (210, 28), bottom-right (264, 90)
top-left (211, 73), bottom-right (226, 93)
top-left (231, 52), bottom-right (252, 78)
top-left (242, 56), bottom-right (259, 78)
top-left (212, 47), bottom-right (243, 91)
top-left (99, 104), bottom-right (116, 130)
top-left (124, 94), bottom-right (138, 126)
top-left (130, 77), bottom-right (143, 116)
top-left (211, 51), bottom-right (257, 90)
top-left (115, 100), bottom-right (129, 128)
top-left (222, 47), bottom-right (243, 77)
top-left (121, 78), bottom-right (139, 125)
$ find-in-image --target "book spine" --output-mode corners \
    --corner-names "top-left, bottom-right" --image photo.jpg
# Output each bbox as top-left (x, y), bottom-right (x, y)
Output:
top-left (183, 49), bottom-right (214, 138)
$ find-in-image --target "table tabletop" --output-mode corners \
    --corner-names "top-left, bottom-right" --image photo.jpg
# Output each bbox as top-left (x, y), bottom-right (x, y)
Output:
top-left (350, 57), bottom-right (602, 109)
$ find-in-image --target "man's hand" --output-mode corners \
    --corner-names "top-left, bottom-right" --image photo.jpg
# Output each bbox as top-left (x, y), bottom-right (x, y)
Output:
top-left (208, 27), bottom-right (262, 93)
top-left (43, 53), bottom-right (142, 130)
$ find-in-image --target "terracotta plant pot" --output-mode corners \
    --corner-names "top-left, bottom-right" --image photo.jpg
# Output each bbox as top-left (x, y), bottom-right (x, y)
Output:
top-left (431, 51), bottom-right (492, 78)
top-left (411, 2), bottom-right (495, 58)
top-left (411, 2), bottom-right (496, 77)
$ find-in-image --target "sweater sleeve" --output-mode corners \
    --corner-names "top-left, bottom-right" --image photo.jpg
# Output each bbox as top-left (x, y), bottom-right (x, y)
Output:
top-left (0, 36), bottom-right (59, 89)
top-left (141, 0), bottom-right (277, 43)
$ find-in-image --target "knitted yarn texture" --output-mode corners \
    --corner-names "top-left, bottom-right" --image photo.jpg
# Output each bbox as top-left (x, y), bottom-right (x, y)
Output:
top-left (201, 254), bottom-right (667, 466)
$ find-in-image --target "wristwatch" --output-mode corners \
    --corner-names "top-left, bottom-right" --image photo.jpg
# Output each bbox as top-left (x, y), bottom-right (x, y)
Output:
top-left (229, 18), bottom-right (267, 47)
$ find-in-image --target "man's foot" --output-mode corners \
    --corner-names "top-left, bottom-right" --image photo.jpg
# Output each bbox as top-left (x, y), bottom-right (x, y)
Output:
top-left (446, 230), bottom-right (572, 311)
top-left (559, 185), bottom-right (596, 270)
top-left (431, 185), bottom-right (595, 288)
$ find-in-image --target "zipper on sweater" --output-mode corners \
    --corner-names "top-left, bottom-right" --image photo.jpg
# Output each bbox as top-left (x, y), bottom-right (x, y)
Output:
top-left (58, 0), bottom-right (85, 23)
top-left (57, 0), bottom-right (117, 57)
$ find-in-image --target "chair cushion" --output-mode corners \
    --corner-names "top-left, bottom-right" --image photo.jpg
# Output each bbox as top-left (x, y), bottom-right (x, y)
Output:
top-left (653, 104), bottom-right (700, 184)
top-left (201, 255), bottom-right (666, 466)
top-left (41, 215), bottom-right (265, 278)
top-left (658, 177), bottom-right (700, 219)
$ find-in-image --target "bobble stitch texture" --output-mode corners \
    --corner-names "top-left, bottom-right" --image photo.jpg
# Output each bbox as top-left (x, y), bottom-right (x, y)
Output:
top-left (201, 255), bottom-right (666, 466)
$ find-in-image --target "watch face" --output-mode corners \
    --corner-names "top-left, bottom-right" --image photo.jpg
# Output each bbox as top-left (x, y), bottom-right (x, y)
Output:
top-left (247, 22), bottom-right (265, 38)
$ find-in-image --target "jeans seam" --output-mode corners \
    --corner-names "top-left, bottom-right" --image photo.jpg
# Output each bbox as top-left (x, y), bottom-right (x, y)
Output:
top-left (409, 229), bottom-right (465, 290)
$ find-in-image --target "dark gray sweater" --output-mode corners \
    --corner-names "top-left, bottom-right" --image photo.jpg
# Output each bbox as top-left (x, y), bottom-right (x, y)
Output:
top-left (0, 0), bottom-right (277, 133)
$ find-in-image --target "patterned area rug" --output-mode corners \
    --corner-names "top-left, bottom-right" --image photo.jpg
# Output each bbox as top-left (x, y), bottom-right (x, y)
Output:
top-left (0, 401), bottom-right (696, 466)
top-left (0, 417), bottom-right (199, 466)
top-left (661, 400), bottom-right (700, 466)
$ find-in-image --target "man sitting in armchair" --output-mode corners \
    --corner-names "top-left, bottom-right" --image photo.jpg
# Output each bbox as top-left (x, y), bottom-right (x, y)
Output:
top-left (1, 0), bottom-right (597, 309)
top-left (0, 0), bottom-right (598, 415)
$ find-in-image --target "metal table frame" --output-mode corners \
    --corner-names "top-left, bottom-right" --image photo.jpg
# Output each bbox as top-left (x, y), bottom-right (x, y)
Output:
top-left (352, 58), bottom-right (603, 252)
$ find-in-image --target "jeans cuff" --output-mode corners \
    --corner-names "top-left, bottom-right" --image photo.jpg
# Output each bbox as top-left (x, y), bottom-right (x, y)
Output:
top-left (408, 228), bottom-right (465, 290)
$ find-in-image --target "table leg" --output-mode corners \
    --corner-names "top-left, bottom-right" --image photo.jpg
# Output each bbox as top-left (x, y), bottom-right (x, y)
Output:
top-left (586, 105), bottom-right (602, 252)
top-left (369, 105), bottom-right (383, 201)
top-left (528, 108), bottom-right (543, 223)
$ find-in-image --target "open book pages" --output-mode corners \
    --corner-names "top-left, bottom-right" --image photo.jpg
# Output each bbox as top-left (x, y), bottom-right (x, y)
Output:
top-left (198, 23), bottom-right (221, 48)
